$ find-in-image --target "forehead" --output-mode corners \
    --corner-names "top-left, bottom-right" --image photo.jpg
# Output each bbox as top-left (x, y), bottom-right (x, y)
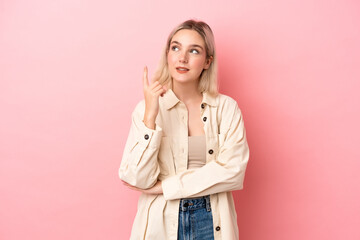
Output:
top-left (171, 29), bottom-right (205, 47)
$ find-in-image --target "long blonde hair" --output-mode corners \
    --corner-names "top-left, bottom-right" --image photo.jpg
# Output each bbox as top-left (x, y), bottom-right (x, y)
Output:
top-left (153, 19), bottom-right (218, 96)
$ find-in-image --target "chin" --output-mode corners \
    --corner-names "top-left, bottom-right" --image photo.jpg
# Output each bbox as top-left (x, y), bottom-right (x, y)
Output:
top-left (173, 78), bottom-right (198, 85)
top-left (172, 74), bottom-right (192, 81)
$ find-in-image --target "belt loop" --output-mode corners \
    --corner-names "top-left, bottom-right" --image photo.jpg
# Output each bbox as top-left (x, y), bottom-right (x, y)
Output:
top-left (180, 199), bottom-right (185, 212)
top-left (205, 195), bottom-right (211, 212)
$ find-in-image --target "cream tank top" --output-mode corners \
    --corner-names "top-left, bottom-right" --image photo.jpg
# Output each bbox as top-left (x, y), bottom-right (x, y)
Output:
top-left (187, 135), bottom-right (206, 169)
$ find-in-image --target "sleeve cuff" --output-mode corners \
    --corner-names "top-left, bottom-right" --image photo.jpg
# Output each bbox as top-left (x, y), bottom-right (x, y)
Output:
top-left (162, 175), bottom-right (182, 200)
top-left (138, 120), bottom-right (162, 149)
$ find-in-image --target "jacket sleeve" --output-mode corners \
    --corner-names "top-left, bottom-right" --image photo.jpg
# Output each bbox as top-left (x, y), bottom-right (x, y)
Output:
top-left (162, 101), bottom-right (249, 200)
top-left (118, 100), bottom-right (162, 189)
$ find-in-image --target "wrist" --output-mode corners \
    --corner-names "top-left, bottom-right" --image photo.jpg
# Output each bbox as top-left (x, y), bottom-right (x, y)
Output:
top-left (143, 117), bottom-right (156, 130)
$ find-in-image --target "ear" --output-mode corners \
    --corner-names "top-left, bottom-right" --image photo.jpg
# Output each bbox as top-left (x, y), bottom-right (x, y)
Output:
top-left (204, 56), bottom-right (213, 70)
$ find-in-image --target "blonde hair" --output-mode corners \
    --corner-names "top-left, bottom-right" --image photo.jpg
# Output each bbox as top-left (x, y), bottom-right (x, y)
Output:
top-left (153, 19), bottom-right (218, 96)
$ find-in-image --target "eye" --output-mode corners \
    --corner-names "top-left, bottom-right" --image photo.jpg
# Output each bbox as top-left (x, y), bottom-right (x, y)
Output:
top-left (171, 45), bottom-right (179, 51)
top-left (190, 49), bottom-right (199, 54)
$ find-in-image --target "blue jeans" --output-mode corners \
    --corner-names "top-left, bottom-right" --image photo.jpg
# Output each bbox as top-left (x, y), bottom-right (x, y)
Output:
top-left (177, 195), bottom-right (215, 240)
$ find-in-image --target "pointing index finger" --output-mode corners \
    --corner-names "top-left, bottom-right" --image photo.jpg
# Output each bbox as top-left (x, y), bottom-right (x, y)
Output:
top-left (143, 66), bottom-right (148, 87)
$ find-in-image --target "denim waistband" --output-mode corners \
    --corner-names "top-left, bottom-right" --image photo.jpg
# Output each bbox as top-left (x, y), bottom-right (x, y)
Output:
top-left (179, 195), bottom-right (211, 212)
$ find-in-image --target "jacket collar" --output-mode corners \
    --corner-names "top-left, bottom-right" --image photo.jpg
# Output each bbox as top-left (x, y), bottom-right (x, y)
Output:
top-left (202, 91), bottom-right (217, 107)
top-left (163, 89), bottom-right (217, 110)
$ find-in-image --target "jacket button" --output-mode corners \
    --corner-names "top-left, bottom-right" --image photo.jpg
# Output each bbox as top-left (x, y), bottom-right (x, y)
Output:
top-left (203, 117), bottom-right (207, 122)
top-left (216, 226), bottom-right (221, 231)
top-left (208, 149), bottom-right (214, 154)
top-left (201, 103), bottom-right (205, 109)
top-left (144, 134), bottom-right (149, 140)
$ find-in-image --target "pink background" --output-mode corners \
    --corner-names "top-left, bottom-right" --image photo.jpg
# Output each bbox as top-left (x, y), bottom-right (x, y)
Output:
top-left (1, 0), bottom-right (359, 239)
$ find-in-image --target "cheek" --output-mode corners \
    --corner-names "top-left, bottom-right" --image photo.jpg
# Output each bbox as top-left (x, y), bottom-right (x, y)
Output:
top-left (167, 53), bottom-right (176, 67)
top-left (192, 57), bottom-right (206, 69)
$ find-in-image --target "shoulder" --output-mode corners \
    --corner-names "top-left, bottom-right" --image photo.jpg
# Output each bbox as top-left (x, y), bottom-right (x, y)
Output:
top-left (214, 93), bottom-right (244, 127)
top-left (214, 93), bottom-right (241, 113)
top-left (214, 93), bottom-right (245, 134)
top-left (216, 93), bottom-right (238, 104)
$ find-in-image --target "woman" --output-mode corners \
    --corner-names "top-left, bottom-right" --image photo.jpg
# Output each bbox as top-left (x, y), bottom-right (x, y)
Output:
top-left (119, 19), bottom-right (249, 240)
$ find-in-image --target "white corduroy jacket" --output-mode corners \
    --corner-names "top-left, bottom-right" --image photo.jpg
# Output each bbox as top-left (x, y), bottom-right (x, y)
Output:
top-left (119, 89), bottom-right (249, 240)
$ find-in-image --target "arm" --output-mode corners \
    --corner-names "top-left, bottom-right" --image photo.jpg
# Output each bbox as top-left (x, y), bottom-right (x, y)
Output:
top-left (119, 66), bottom-right (166, 189)
top-left (119, 100), bottom-right (162, 189)
top-left (162, 102), bottom-right (250, 200)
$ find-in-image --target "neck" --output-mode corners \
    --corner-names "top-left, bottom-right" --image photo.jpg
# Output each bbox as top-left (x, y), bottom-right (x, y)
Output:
top-left (172, 79), bottom-right (202, 104)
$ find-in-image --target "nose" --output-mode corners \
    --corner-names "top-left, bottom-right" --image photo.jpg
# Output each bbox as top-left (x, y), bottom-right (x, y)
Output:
top-left (179, 51), bottom-right (188, 63)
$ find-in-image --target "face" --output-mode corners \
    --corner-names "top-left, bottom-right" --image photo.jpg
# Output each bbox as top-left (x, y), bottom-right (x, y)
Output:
top-left (167, 29), bottom-right (212, 85)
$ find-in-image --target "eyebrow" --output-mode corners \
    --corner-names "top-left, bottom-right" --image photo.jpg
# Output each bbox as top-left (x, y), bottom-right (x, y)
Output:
top-left (170, 41), bottom-right (204, 50)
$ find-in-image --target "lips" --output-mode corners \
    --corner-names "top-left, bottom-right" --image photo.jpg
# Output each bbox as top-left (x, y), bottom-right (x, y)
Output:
top-left (176, 67), bottom-right (189, 73)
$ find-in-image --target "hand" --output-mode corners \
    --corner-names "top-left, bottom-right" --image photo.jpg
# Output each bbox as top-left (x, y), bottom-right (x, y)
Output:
top-left (142, 66), bottom-right (167, 129)
top-left (122, 180), bottom-right (163, 195)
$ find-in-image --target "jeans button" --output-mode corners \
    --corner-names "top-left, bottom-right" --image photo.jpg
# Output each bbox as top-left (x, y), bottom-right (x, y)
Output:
top-left (183, 202), bottom-right (189, 207)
